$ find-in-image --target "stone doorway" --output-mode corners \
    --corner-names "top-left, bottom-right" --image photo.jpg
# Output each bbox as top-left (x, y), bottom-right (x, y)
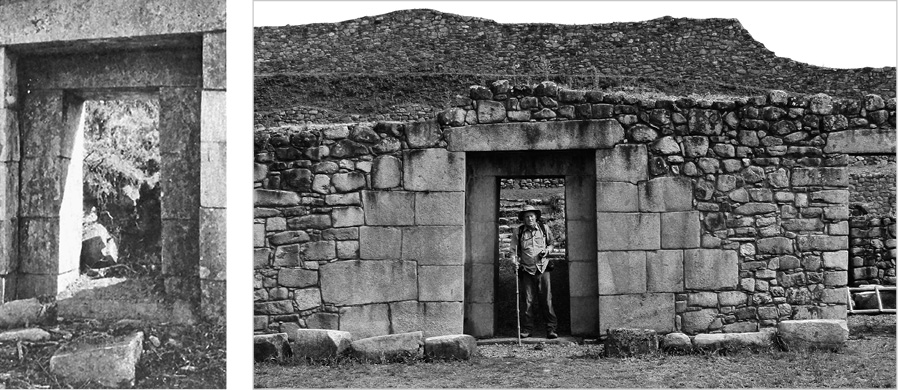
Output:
top-left (464, 150), bottom-right (597, 338)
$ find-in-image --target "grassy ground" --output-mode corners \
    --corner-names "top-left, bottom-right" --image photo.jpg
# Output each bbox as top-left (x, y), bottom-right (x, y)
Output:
top-left (255, 315), bottom-right (896, 388)
top-left (0, 318), bottom-right (225, 388)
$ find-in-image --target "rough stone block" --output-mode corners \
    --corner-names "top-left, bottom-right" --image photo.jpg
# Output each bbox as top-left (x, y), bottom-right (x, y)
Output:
top-left (638, 176), bottom-right (693, 212)
top-left (823, 251), bottom-right (848, 270)
top-left (824, 271), bottom-right (848, 287)
top-left (824, 129), bottom-right (895, 154)
top-left (596, 213), bottom-right (660, 250)
top-left (757, 237), bottom-right (794, 254)
top-left (50, 331), bottom-right (143, 388)
top-left (791, 168), bottom-right (848, 187)
top-left (596, 181), bottom-right (638, 212)
top-left (604, 328), bottom-right (658, 357)
top-left (320, 261), bottom-right (417, 306)
top-left (292, 329), bottom-right (352, 359)
top-left (797, 235), bottom-right (848, 251)
top-left (0, 162), bottom-right (18, 219)
top-left (359, 226), bottom-right (402, 259)
top-left (821, 287), bottom-right (848, 304)
top-left (325, 193), bottom-right (361, 206)
top-left (403, 149), bottom-right (465, 191)
top-left (332, 206), bottom-right (364, 228)
top-left (402, 226), bottom-right (464, 265)
top-left (447, 120), bottom-right (624, 152)
top-left (418, 266), bottom-right (464, 301)
top-left (372, 155), bottom-right (401, 189)
top-left (597, 251), bottom-right (647, 295)
top-left (681, 308), bottom-right (718, 334)
top-left (199, 208), bottom-right (226, 281)
top-left (254, 333), bottom-right (292, 362)
top-left (340, 304), bottom-right (391, 339)
top-left (18, 217), bottom-right (60, 274)
top-left (302, 241), bottom-right (336, 261)
top-left (0, 298), bottom-right (51, 328)
top-left (598, 293), bottom-right (674, 334)
top-left (646, 250), bottom-right (684, 293)
top-left (351, 331), bottom-right (424, 362)
top-left (692, 331), bottom-right (775, 350)
top-left (424, 334), bottom-right (477, 360)
top-left (332, 172), bottom-right (366, 193)
top-left (415, 192), bottom-right (464, 225)
top-left (278, 268), bottom-right (318, 288)
top-left (361, 191), bottom-right (415, 226)
top-left (683, 249), bottom-right (738, 290)
top-left (254, 189), bottom-right (301, 207)
top-left (818, 305), bottom-right (847, 320)
top-left (595, 144), bottom-right (647, 184)
top-left (390, 301), bottom-right (464, 337)
top-left (660, 332), bottom-right (692, 351)
top-left (406, 121), bottom-right (442, 148)
top-left (777, 319), bottom-right (848, 350)
top-left (661, 211), bottom-right (700, 249)
top-left (0, 328), bottom-right (51, 342)
top-left (306, 313), bottom-right (340, 330)
top-left (22, 90), bottom-right (68, 159)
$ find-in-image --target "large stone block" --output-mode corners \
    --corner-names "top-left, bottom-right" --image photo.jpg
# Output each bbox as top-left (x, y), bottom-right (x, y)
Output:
top-left (466, 221), bottom-right (496, 264)
top-left (0, 107), bottom-right (19, 163)
top-left (646, 250), bottom-right (684, 293)
top-left (402, 226), bottom-right (464, 265)
top-left (49, 331), bottom-right (143, 388)
top-left (681, 308), bottom-right (718, 334)
top-left (777, 319), bottom-right (848, 350)
top-left (199, 142), bottom-right (226, 208)
top-left (661, 211), bottom-right (700, 249)
top-left (254, 189), bottom-right (301, 207)
top-left (692, 332), bottom-right (775, 350)
top-left (159, 87), bottom-right (201, 159)
top-left (390, 301), bottom-right (464, 337)
top-left (200, 91), bottom-right (226, 144)
top-left (0, 219), bottom-right (16, 274)
top-left (19, 157), bottom-right (66, 217)
top-left (570, 296), bottom-right (599, 336)
top-left (292, 329), bottom-right (352, 359)
top-left (415, 192), bottom-right (464, 225)
top-left (683, 249), bottom-right (738, 290)
top-left (569, 261), bottom-right (598, 298)
top-left (202, 32), bottom-right (226, 89)
top-left (466, 263), bottom-right (494, 303)
top-left (566, 220), bottom-right (597, 262)
top-left (332, 206), bottom-right (364, 228)
top-left (350, 331), bottom-right (424, 362)
top-left (16, 271), bottom-right (77, 300)
top-left (18, 217), bottom-right (60, 274)
top-left (0, 298), bottom-right (52, 328)
top-left (320, 260), bottom-right (417, 305)
top-left (254, 333), bottom-right (292, 362)
top-left (359, 226), bottom-right (402, 259)
top-left (595, 181), bottom-right (638, 212)
top-left (447, 120), bottom-right (624, 152)
top-left (597, 251), bottom-right (646, 295)
top-left (200, 279), bottom-right (226, 320)
top-left (791, 167), bottom-right (848, 187)
top-left (372, 155), bottom-right (401, 189)
top-left (424, 334), bottom-right (477, 360)
top-left (339, 304), bottom-right (391, 339)
top-left (418, 266), bottom-right (464, 301)
top-left (464, 302), bottom-right (493, 338)
top-left (824, 129), bottom-right (895, 154)
top-left (595, 144), bottom-right (647, 184)
top-left (0, 162), bottom-right (18, 219)
top-left (403, 149), bottom-right (465, 191)
top-left (598, 293), bottom-right (675, 334)
top-left (361, 191), bottom-right (415, 226)
top-left (596, 213), bottom-right (660, 250)
top-left (22, 90), bottom-right (69, 159)
top-left (199, 208), bottom-right (226, 281)
top-left (604, 328), bottom-right (659, 357)
top-left (757, 237), bottom-right (794, 254)
top-left (406, 121), bottom-right (442, 148)
top-left (638, 176), bottom-right (693, 212)
top-left (797, 235), bottom-right (848, 251)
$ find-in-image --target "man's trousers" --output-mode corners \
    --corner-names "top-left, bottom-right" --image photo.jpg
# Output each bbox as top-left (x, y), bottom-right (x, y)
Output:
top-left (518, 269), bottom-right (557, 333)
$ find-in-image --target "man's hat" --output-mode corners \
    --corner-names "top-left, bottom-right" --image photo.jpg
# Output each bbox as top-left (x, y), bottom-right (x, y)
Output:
top-left (517, 205), bottom-right (542, 221)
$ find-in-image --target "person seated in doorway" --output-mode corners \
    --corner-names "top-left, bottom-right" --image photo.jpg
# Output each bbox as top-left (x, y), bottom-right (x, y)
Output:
top-left (510, 205), bottom-right (558, 339)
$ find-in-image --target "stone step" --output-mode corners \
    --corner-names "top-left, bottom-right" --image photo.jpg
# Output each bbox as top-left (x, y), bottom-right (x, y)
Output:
top-left (49, 331), bottom-right (143, 388)
top-left (476, 336), bottom-right (578, 346)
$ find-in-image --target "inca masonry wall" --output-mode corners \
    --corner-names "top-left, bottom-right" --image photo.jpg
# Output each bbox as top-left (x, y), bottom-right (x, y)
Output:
top-left (253, 81), bottom-right (896, 338)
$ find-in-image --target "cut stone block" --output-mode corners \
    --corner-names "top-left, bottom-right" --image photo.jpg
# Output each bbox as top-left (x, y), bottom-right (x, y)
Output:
top-left (199, 208), bottom-right (226, 281)
top-left (389, 301), bottom-right (464, 337)
top-left (595, 144), bottom-right (648, 184)
top-left (681, 308), bottom-right (718, 334)
top-left (447, 120), bottom-right (624, 152)
top-left (796, 235), bottom-right (848, 252)
top-left (406, 121), bottom-right (442, 148)
top-left (292, 329), bottom-right (352, 359)
top-left (320, 261), bottom-right (417, 306)
top-left (332, 206), bottom-right (364, 228)
top-left (418, 265), bottom-right (464, 301)
top-left (777, 319), bottom-right (848, 350)
top-left (254, 189), bottom-right (301, 207)
top-left (569, 261), bottom-right (598, 297)
top-left (595, 181), bottom-right (638, 212)
top-left (646, 250), bottom-right (684, 293)
top-left (467, 263), bottom-right (494, 303)
top-left (0, 298), bottom-right (51, 328)
top-left (638, 176), bottom-right (693, 212)
top-left (598, 293), bottom-right (674, 334)
top-left (199, 141), bottom-right (226, 208)
top-left (692, 331), bottom-right (775, 350)
top-left (604, 328), bottom-right (658, 357)
top-left (254, 333), bottom-right (292, 362)
top-left (50, 331), bottom-right (143, 388)
top-left (202, 33), bottom-right (226, 89)
top-left (683, 249), bottom-right (738, 290)
top-left (597, 251), bottom-right (647, 295)
top-left (402, 226), bottom-right (464, 265)
top-left (596, 213), bottom-right (660, 250)
top-left (306, 313), bottom-right (340, 330)
top-left (359, 226), bottom-right (402, 259)
top-left (565, 220), bottom-right (597, 262)
top-left (424, 334), bottom-right (477, 360)
top-left (464, 302), bottom-right (493, 338)
top-left (340, 304), bottom-right (390, 339)
top-left (0, 327), bottom-right (51, 342)
top-left (403, 149), bottom-right (465, 191)
top-left (350, 331), bottom-right (424, 362)
top-left (361, 191), bottom-right (415, 226)
top-left (415, 192), bottom-right (464, 225)
top-left (570, 296), bottom-right (599, 336)
top-left (661, 211), bottom-right (700, 249)
top-left (791, 167), bottom-right (847, 187)
top-left (823, 129), bottom-right (896, 154)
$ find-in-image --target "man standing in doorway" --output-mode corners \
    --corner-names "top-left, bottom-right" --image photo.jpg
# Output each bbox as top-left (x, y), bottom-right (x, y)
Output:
top-left (511, 205), bottom-right (558, 339)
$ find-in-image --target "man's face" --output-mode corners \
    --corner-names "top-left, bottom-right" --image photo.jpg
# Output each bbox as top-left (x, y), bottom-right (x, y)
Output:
top-left (522, 212), bottom-right (537, 227)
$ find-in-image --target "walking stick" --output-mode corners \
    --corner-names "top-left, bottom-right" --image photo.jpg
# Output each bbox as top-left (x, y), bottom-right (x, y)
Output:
top-left (514, 255), bottom-right (522, 347)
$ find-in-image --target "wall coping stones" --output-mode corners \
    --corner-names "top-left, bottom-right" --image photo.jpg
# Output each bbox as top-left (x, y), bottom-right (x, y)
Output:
top-left (446, 120), bottom-right (624, 152)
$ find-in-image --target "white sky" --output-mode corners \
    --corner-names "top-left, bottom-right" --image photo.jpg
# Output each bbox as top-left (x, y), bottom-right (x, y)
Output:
top-left (254, 1), bottom-right (898, 69)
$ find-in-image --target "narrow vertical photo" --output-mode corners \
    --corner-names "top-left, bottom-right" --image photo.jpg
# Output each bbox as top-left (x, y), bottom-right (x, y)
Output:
top-left (0, 1), bottom-right (226, 388)
top-left (254, 1), bottom-right (895, 388)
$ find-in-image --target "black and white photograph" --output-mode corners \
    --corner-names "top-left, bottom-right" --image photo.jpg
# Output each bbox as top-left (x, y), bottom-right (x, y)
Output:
top-left (252, 1), bottom-right (895, 388)
top-left (0, 0), bottom-right (227, 387)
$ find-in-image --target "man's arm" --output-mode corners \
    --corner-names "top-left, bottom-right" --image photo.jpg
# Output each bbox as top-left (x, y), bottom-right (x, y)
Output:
top-left (542, 223), bottom-right (555, 256)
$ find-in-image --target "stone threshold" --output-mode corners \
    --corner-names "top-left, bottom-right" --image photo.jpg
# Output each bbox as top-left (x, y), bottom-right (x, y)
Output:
top-left (476, 336), bottom-right (580, 346)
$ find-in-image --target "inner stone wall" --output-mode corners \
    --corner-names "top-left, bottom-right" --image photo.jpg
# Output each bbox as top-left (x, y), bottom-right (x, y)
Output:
top-left (253, 81), bottom-right (893, 337)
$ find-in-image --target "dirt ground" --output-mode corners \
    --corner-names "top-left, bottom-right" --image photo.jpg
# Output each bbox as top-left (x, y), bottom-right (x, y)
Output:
top-left (255, 314), bottom-right (896, 388)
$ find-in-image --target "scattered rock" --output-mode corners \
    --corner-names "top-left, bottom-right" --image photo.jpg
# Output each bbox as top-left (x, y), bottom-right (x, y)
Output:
top-left (350, 331), bottom-right (423, 362)
top-left (81, 221), bottom-right (119, 269)
top-left (293, 329), bottom-right (352, 359)
top-left (424, 334), bottom-right (477, 360)
top-left (0, 298), bottom-right (52, 329)
top-left (660, 332), bottom-right (692, 352)
top-left (0, 328), bottom-right (51, 342)
top-left (254, 333), bottom-right (292, 362)
top-left (49, 331), bottom-right (143, 388)
top-left (604, 328), bottom-right (658, 357)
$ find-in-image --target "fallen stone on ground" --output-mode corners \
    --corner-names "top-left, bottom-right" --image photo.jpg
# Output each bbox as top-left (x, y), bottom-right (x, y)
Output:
top-left (693, 330), bottom-right (775, 350)
top-left (660, 332), bottom-right (692, 351)
top-left (293, 329), bottom-right (352, 359)
top-left (0, 298), bottom-right (53, 329)
top-left (351, 331), bottom-right (423, 362)
top-left (604, 328), bottom-right (658, 357)
top-left (777, 319), bottom-right (848, 350)
top-left (0, 328), bottom-right (51, 342)
top-left (254, 333), bottom-right (292, 362)
top-left (424, 334), bottom-right (477, 360)
top-left (49, 331), bottom-right (143, 388)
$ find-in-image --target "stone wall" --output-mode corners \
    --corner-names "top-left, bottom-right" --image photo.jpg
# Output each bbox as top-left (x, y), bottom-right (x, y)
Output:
top-left (254, 81), bottom-right (894, 337)
top-left (849, 216), bottom-right (897, 286)
top-left (500, 178), bottom-right (564, 190)
top-left (848, 156), bottom-right (896, 216)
